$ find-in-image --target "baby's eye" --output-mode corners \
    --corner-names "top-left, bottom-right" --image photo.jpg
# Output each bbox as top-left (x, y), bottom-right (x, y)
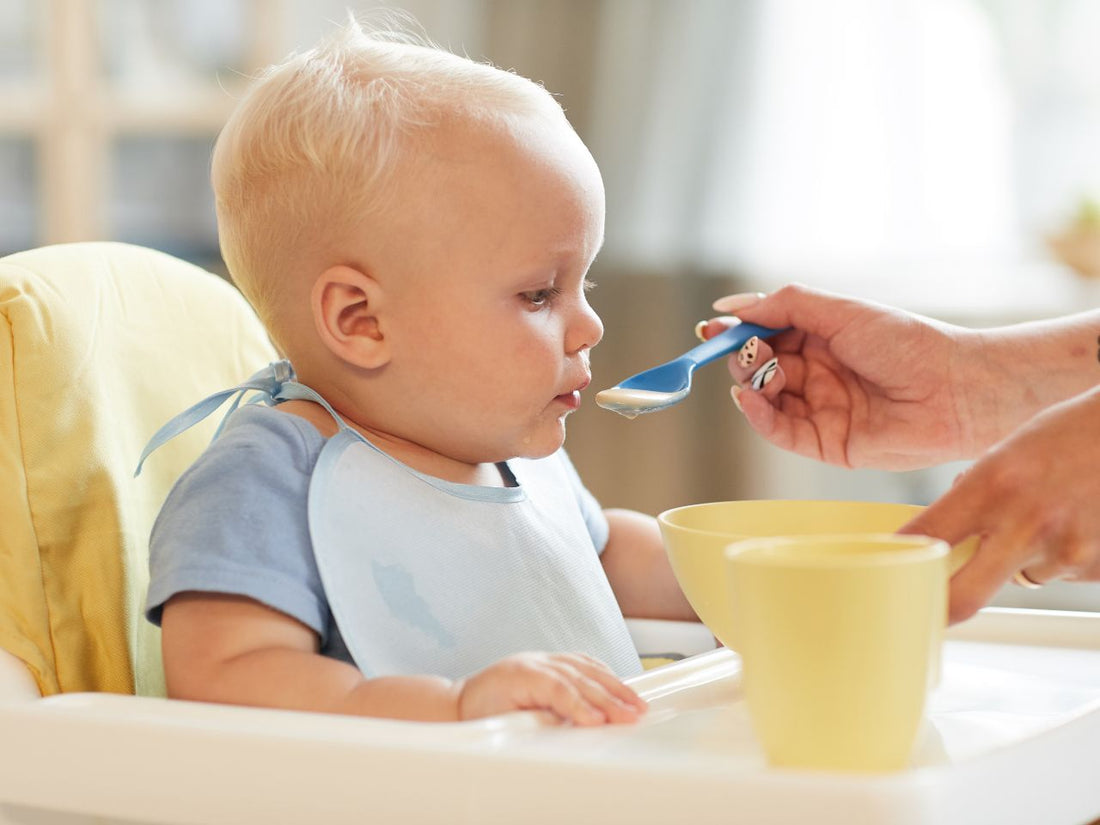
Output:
top-left (521, 287), bottom-right (561, 308)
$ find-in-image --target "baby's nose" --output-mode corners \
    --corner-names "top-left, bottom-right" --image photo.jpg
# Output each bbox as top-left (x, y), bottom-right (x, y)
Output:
top-left (569, 299), bottom-right (603, 353)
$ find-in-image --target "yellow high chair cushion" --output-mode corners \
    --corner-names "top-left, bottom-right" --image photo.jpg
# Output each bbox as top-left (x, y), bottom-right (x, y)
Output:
top-left (0, 242), bottom-right (276, 696)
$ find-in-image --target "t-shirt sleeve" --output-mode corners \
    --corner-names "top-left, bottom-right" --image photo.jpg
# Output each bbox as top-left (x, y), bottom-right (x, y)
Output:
top-left (145, 408), bottom-right (332, 641)
top-left (557, 449), bottom-right (611, 554)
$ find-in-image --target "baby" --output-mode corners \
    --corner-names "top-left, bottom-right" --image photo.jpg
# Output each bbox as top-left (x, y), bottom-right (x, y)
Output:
top-left (143, 19), bottom-right (696, 725)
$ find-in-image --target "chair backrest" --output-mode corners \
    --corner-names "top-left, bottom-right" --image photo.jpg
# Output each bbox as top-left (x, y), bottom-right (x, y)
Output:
top-left (0, 242), bottom-right (276, 696)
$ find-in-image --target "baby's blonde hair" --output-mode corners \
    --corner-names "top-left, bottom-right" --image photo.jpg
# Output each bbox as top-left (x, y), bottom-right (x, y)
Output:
top-left (212, 14), bottom-right (558, 350)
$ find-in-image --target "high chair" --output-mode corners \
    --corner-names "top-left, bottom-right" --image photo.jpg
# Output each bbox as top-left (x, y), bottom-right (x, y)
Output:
top-left (0, 242), bottom-right (278, 704)
top-left (0, 242), bottom-right (719, 825)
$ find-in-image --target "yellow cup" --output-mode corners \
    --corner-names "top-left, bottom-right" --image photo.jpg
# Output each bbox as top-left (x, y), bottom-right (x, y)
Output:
top-left (658, 500), bottom-right (975, 649)
top-left (726, 533), bottom-right (949, 772)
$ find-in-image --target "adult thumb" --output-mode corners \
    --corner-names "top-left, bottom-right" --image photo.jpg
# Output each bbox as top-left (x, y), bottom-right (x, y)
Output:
top-left (714, 283), bottom-right (867, 342)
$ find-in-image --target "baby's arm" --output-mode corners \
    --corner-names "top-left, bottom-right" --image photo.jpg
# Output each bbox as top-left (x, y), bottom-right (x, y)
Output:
top-left (161, 592), bottom-right (644, 725)
top-left (600, 509), bottom-right (696, 622)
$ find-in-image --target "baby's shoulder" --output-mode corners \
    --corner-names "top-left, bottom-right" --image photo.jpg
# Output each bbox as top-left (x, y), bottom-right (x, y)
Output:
top-left (189, 404), bottom-right (326, 482)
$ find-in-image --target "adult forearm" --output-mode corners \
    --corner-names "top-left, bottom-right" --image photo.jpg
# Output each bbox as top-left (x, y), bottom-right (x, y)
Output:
top-left (963, 310), bottom-right (1100, 453)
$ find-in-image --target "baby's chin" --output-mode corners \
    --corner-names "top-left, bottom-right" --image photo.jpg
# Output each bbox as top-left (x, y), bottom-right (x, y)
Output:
top-left (509, 426), bottom-right (568, 461)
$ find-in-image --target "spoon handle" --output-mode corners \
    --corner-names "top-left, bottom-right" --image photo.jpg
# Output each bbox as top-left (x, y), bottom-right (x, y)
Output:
top-left (683, 323), bottom-right (787, 368)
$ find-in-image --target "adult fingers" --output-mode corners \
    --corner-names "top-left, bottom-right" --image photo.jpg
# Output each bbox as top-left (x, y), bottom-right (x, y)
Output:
top-left (696, 315), bottom-right (805, 365)
top-left (726, 335), bottom-right (773, 383)
top-left (900, 472), bottom-right (1044, 622)
top-left (1011, 522), bottom-right (1100, 585)
top-left (734, 388), bottom-right (847, 465)
top-left (899, 468), bottom-right (988, 549)
top-left (696, 318), bottom-right (795, 406)
top-left (712, 284), bottom-right (870, 342)
top-left (694, 316), bottom-right (740, 342)
top-left (944, 527), bottom-right (1032, 623)
top-left (898, 474), bottom-right (993, 622)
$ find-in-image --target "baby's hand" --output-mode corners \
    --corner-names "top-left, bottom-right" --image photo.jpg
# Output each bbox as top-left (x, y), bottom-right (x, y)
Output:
top-left (454, 652), bottom-right (647, 726)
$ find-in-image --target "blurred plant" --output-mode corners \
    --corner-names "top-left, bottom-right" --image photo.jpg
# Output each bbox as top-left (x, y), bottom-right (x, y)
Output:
top-left (1047, 194), bottom-right (1100, 277)
top-left (1072, 195), bottom-right (1100, 229)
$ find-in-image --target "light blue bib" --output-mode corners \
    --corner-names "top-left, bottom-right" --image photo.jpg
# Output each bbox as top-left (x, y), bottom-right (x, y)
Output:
top-left (138, 362), bottom-right (642, 679)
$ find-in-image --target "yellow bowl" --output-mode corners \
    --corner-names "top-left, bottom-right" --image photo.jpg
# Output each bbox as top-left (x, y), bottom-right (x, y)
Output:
top-left (658, 500), bottom-right (973, 648)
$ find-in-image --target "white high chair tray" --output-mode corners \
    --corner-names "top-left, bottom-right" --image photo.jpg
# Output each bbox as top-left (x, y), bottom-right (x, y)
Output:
top-left (1, 607), bottom-right (1098, 825)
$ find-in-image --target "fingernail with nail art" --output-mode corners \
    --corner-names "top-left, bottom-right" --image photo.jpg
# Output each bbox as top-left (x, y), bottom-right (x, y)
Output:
top-left (750, 358), bottom-right (778, 390)
top-left (693, 320), bottom-right (707, 342)
top-left (731, 385), bottom-right (743, 412)
top-left (737, 336), bottom-right (759, 369)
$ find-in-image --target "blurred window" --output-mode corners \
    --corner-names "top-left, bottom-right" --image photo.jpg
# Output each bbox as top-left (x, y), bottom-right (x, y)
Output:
top-left (110, 136), bottom-right (219, 264)
top-left (0, 138), bottom-right (37, 255)
top-left (0, 1), bottom-right (37, 80)
top-left (96, 0), bottom-right (252, 87)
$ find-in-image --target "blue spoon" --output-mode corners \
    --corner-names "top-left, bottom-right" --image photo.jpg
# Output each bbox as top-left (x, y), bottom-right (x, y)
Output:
top-left (595, 322), bottom-right (787, 417)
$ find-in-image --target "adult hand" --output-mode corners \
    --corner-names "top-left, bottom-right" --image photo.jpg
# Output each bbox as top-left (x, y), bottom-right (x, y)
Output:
top-left (900, 386), bottom-right (1100, 623)
top-left (454, 651), bottom-right (646, 725)
top-left (702, 285), bottom-right (988, 471)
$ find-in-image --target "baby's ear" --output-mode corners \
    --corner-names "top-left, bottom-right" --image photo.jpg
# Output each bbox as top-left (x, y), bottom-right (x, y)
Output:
top-left (311, 265), bottom-right (390, 368)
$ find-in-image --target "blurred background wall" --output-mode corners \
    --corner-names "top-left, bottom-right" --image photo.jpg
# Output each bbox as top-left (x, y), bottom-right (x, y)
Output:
top-left (3, 0), bottom-right (1100, 607)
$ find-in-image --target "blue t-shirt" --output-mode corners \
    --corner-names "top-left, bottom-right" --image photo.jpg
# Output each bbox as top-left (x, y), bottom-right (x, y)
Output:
top-left (146, 405), bottom-right (636, 676)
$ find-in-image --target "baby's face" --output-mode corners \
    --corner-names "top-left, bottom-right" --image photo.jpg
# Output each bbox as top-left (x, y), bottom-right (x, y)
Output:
top-left (365, 107), bottom-right (606, 464)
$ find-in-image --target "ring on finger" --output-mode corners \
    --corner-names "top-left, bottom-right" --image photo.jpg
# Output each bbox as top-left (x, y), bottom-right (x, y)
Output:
top-left (1012, 569), bottom-right (1043, 589)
